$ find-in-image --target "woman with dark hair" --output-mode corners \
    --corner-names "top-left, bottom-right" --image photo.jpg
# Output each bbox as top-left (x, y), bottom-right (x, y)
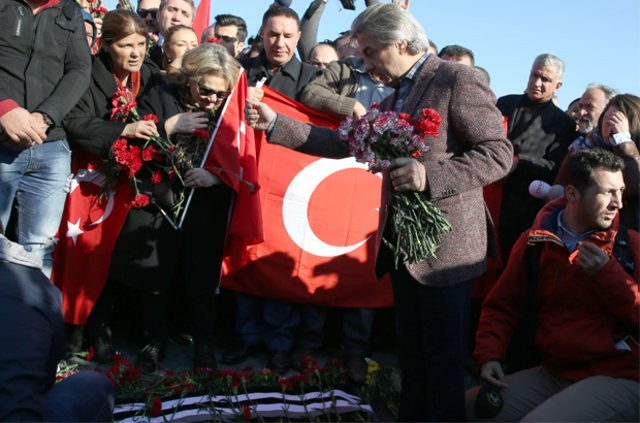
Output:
top-left (125, 43), bottom-right (241, 371)
top-left (598, 94), bottom-right (640, 229)
top-left (162, 25), bottom-right (199, 75)
top-left (61, 9), bottom-right (162, 362)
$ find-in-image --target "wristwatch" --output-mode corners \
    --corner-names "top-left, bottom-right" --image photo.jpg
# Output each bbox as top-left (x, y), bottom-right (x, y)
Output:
top-left (41, 113), bottom-right (54, 129)
top-left (610, 132), bottom-right (632, 146)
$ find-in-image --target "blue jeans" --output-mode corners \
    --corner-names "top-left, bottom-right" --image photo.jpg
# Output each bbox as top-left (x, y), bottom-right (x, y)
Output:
top-left (297, 304), bottom-right (374, 356)
top-left (235, 292), bottom-right (300, 351)
top-left (0, 140), bottom-right (71, 277)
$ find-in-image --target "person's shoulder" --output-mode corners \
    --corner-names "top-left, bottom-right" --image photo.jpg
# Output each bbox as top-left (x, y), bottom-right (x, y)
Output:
top-left (240, 54), bottom-right (266, 70)
top-left (58, 0), bottom-right (84, 20)
top-left (497, 94), bottom-right (524, 110)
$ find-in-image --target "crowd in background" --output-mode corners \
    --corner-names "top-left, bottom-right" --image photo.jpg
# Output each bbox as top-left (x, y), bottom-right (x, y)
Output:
top-left (0, 0), bottom-right (638, 421)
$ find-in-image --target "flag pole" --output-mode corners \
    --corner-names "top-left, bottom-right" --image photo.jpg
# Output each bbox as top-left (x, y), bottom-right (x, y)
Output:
top-left (176, 69), bottom-right (245, 229)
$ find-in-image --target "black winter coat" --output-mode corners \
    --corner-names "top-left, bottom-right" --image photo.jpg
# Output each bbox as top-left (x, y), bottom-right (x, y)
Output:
top-left (64, 51), bottom-right (162, 157)
top-left (0, 0), bottom-right (91, 141)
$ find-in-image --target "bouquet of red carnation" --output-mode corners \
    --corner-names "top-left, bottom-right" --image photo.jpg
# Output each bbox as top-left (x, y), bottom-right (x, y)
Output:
top-left (338, 106), bottom-right (452, 268)
top-left (86, 0), bottom-right (108, 19)
top-left (101, 91), bottom-right (211, 228)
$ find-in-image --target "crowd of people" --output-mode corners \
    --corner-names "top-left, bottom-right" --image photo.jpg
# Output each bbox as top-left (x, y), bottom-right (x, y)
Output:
top-left (0, 0), bottom-right (638, 421)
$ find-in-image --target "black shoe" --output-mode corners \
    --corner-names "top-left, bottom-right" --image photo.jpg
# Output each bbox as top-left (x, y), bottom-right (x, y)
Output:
top-left (194, 343), bottom-right (217, 370)
top-left (64, 324), bottom-right (84, 359)
top-left (345, 354), bottom-right (367, 384)
top-left (193, 344), bottom-right (218, 369)
top-left (268, 350), bottom-right (291, 374)
top-left (221, 341), bottom-right (260, 365)
top-left (138, 341), bottom-right (165, 373)
top-left (85, 325), bottom-right (115, 364)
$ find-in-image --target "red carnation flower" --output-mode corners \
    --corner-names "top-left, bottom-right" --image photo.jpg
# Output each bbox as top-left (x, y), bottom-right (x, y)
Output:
top-left (207, 37), bottom-right (222, 44)
top-left (143, 114), bottom-right (159, 123)
top-left (132, 193), bottom-right (150, 208)
top-left (151, 170), bottom-right (163, 185)
top-left (142, 146), bottom-right (157, 161)
top-left (416, 118), bottom-right (440, 138)
top-left (420, 108), bottom-right (442, 125)
top-left (86, 346), bottom-right (95, 362)
top-left (150, 396), bottom-right (162, 417)
top-left (192, 129), bottom-right (210, 141)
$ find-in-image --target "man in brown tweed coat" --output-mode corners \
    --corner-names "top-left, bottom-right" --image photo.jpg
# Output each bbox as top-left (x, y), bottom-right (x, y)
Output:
top-left (246, 4), bottom-right (513, 420)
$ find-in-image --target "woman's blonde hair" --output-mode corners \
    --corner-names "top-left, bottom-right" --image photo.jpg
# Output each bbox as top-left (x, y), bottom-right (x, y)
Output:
top-left (176, 44), bottom-right (241, 90)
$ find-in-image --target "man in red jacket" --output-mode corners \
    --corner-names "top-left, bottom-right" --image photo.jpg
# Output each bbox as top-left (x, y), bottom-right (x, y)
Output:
top-left (468, 148), bottom-right (639, 422)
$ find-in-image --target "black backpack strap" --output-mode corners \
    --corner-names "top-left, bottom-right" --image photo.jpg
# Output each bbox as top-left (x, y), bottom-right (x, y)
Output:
top-left (612, 226), bottom-right (636, 276)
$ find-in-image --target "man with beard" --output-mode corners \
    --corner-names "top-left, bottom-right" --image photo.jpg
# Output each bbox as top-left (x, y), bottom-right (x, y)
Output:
top-left (572, 84), bottom-right (618, 148)
top-left (467, 148), bottom-right (639, 422)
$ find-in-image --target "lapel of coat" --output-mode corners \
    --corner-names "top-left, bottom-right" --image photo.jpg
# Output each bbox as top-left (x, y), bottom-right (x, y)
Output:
top-left (401, 54), bottom-right (440, 116)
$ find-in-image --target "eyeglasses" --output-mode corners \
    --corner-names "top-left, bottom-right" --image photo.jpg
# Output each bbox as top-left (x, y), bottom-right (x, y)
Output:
top-left (214, 33), bottom-right (237, 43)
top-left (197, 85), bottom-right (231, 100)
top-left (137, 8), bottom-right (158, 19)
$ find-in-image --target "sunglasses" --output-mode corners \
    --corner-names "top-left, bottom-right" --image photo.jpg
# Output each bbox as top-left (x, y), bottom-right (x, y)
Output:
top-left (137, 8), bottom-right (158, 19)
top-left (197, 85), bottom-right (231, 100)
top-left (214, 33), bottom-right (237, 43)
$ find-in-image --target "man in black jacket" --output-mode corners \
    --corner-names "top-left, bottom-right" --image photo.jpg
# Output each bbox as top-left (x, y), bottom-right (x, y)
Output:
top-left (497, 53), bottom-right (577, 263)
top-left (239, 5), bottom-right (320, 101)
top-left (0, 0), bottom-right (91, 277)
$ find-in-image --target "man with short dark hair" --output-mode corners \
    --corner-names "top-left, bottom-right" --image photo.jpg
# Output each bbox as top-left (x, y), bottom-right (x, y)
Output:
top-left (240, 5), bottom-right (320, 101)
top-left (438, 44), bottom-right (475, 66)
top-left (468, 148), bottom-right (639, 422)
top-left (0, 0), bottom-right (91, 277)
top-left (137, 0), bottom-right (161, 37)
top-left (203, 14), bottom-right (248, 58)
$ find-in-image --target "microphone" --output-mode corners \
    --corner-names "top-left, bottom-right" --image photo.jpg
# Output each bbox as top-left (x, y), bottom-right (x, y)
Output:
top-left (528, 180), bottom-right (564, 200)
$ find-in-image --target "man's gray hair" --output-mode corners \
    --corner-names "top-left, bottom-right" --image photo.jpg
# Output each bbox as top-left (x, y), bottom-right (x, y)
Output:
top-left (351, 3), bottom-right (429, 55)
top-left (532, 53), bottom-right (565, 80)
top-left (585, 83), bottom-right (618, 103)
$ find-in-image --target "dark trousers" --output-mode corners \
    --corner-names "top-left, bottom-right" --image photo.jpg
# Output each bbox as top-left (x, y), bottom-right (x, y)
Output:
top-left (390, 265), bottom-right (472, 422)
top-left (0, 261), bottom-right (114, 421)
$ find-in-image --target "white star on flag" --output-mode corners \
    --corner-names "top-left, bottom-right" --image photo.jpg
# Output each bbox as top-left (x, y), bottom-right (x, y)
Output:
top-left (66, 218), bottom-right (84, 245)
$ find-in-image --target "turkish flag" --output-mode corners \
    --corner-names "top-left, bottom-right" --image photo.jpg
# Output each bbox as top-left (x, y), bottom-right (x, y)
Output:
top-left (221, 87), bottom-right (393, 308)
top-left (191, 0), bottom-right (211, 42)
top-left (201, 70), bottom-right (263, 263)
top-left (51, 149), bottom-right (133, 325)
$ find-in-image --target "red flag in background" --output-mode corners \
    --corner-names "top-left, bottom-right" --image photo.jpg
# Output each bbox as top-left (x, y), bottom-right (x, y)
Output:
top-left (221, 87), bottom-right (393, 308)
top-left (203, 71), bottom-right (263, 263)
top-left (51, 150), bottom-right (133, 325)
top-left (191, 0), bottom-right (211, 42)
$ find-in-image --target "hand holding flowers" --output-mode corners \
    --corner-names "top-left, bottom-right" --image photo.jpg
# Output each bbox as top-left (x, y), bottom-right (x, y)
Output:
top-left (338, 106), bottom-right (452, 268)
